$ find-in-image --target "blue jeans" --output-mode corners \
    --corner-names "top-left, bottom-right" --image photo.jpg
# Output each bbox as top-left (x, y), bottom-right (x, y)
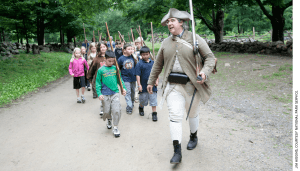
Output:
top-left (124, 82), bottom-right (136, 111)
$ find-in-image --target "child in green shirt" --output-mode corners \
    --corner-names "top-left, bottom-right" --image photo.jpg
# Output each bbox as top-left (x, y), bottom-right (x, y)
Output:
top-left (96, 50), bottom-right (126, 137)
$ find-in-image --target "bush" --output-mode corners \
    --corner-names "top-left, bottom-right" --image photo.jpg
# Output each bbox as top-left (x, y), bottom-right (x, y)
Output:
top-left (0, 52), bottom-right (71, 106)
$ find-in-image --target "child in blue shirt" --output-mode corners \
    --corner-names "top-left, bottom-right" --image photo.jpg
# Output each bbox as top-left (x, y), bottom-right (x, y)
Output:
top-left (118, 43), bottom-right (138, 114)
top-left (135, 46), bottom-right (159, 121)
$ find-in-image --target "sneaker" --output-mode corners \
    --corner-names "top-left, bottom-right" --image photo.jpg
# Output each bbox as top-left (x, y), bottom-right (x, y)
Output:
top-left (99, 111), bottom-right (104, 117)
top-left (87, 86), bottom-right (91, 91)
top-left (81, 95), bottom-right (85, 103)
top-left (106, 119), bottom-right (112, 129)
top-left (152, 112), bottom-right (158, 121)
top-left (77, 98), bottom-right (82, 103)
top-left (113, 127), bottom-right (120, 137)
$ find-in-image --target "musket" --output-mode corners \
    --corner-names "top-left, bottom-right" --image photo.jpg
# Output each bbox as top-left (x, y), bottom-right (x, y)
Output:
top-left (186, 0), bottom-right (202, 120)
top-left (150, 22), bottom-right (155, 61)
top-left (105, 22), bottom-right (125, 94)
top-left (128, 32), bottom-right (131, 43)
top-left (83, 23), bottom-right (87, 49)
top-left (136, 26), bottom-right (154, 61)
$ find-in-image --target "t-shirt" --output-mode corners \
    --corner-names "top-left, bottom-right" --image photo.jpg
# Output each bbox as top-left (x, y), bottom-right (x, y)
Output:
top-left (82, 43), bottom-right (89, 53)
top-left (117, 55), bottom-right (136, 82)
top-left (135, 59), bottom-right (157, 93)
top-left (107, 41), bottom-right (115, 49)
top-left (115, 48), bottom-right (123, 60)
top-left (95, 65), bottom-right (126, 96)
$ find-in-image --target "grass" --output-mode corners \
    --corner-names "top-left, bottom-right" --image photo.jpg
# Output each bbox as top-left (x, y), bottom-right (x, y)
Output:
top-left (0, 51), bottom-right (71, 106)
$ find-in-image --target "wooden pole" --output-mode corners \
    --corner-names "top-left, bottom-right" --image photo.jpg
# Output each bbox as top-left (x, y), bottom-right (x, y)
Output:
top-left (98, 30), bottom-right (100, 43)
top-left (138, 26), bottom-right (144, 46)
top-left (151, 22), bottom-right (155, 60)
top-left (253, 27), bottom-right (255, 39)
top-left (93, 30), bottom-right (95, 42)
top-left (83, 23), bottom-right (87, 49)
top-left (128, 32), bottom-right (131, 43)
top-left (118, 31), bottom-right (126, 43)
top-left (131, 28), bottom-right (135, 43)
top-left (105, 22), bottom-right (124, 94)
top-left (136, 26), bottom-right (154, 60)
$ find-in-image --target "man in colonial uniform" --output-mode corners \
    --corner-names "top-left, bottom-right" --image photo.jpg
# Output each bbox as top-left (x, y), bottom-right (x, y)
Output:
top-left (147, 8), bottom-right (216, 164)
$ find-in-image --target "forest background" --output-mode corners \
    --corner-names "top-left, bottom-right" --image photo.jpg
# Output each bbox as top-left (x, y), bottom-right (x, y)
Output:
top-left (0, 0), bottom-right (293, 45)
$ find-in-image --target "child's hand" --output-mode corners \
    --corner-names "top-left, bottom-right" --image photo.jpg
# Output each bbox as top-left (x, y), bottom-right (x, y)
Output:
top-left (122, 90), bottom-right (126, 96)
top-left (99, 95), bottom-right (104, 101)
top-left (138, 85), bottom-right (143, 92)
top-left (71, 74), bottom-right (74, 77)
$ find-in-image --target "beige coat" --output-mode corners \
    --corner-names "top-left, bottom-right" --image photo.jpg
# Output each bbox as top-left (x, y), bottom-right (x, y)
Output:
top-left (147, 30), bottom-right (216, 104)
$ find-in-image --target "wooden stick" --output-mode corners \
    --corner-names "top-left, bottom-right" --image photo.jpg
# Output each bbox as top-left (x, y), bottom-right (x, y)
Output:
top-left (98, 30), bottom-right (100, 42)
top-left (131, 28), bottom-right (135, 43)
top-left (93, 30), bottom-right (95, 42)
top-left (136, 26), bottom-right (154, 60)
top-left (151, 22), bottom-right (155, 61)
top-left (118, 31), bottom-right (126, 43)
top-left (138, 26), bottom-right (144, 46)
top-left (100, 33), bottom-right (102, 43)
top-left (128, 32), bottom-right (131, 43)
top-left (105, 22), bottom-right (124, 94)
top-left (83, 23), bottom-right (87, 49)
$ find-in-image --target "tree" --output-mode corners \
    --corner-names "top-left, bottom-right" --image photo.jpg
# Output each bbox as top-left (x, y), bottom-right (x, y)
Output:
top-left (240, 0), bottom-right (292, 42)
top-left (223, 3), bottom-right (272, 34)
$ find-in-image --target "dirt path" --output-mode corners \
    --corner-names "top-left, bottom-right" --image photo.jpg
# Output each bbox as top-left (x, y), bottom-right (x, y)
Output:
top-left (0, 75), bottom-right (291, 170)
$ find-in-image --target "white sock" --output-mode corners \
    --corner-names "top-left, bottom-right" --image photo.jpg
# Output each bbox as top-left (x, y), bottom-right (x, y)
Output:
top-left (189, 115), bottom-right (199, 134)
top-left (170, 121), bottom-right (182, 144)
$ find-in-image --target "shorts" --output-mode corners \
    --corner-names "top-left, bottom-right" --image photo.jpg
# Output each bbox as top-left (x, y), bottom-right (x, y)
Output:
top-left (73, 76), bottom-right (86, 89)
top-left (139, 92), bottom-right (157, 106)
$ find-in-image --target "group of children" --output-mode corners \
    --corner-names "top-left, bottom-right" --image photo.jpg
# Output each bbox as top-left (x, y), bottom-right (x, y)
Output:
top-left (68, 37), bottom-right (158, 138)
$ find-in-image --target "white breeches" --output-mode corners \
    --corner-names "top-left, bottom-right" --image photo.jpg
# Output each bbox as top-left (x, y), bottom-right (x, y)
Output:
top-left (166, 83), bottom-right (201, 143)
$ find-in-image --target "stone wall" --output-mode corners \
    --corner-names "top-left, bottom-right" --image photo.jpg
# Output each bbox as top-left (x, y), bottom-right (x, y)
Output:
top-left (207, 40), bottom-right (293, 57)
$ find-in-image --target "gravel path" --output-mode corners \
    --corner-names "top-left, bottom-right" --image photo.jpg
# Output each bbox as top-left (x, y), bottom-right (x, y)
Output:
top-left (0, 65), bottom-right (292, 170)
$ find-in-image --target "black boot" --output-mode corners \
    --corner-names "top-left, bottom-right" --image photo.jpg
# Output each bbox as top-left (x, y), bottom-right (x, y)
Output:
top-left (170, 140), bottom-right (182, 164)
top-left (139, 106), bottom-right (144, 116)
top-left (187, 131), bottom-right (198, 150)
top-left (152, 112), bottom-right (157, 121)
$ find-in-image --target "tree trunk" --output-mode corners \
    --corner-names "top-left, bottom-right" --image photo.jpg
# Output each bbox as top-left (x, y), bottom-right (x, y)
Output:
top-left (2, 29), bottom-right (5, 42)
top-left (16, 23), bottom-right (19, 43)
top-left (60, 26), bottom-right (63, 45)
top-left (36, 3), bottom-right (45, 45)
top-left (270, 5), bottom-right (285, 42)
top-left (213, 10), bottom-right (224, 44)
top-left (67, 30), bottom-right (73, 42)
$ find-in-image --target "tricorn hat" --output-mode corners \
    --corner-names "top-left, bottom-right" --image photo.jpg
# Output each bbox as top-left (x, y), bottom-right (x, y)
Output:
top-left (161, 8), bottom-right (192, 26)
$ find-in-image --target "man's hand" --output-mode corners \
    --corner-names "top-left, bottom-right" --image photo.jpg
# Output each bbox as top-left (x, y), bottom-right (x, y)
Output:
top-left (147, 85), bottom-right (153, 94)
top-left (138, 85), bottom-right (143, 92)
top-left (122, 90), bottom-right (126, 96)
top-left (99, 95), bottom-right (104, 101)
top-left (154, 79), bottom-right (159, 87)
top-left (196, 72), bottom-right (206, 84)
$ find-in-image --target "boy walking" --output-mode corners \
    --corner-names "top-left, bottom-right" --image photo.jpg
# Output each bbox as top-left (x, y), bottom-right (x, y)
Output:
top-left (117, 43), bottom-right (137, 114)
top-left (114, 40), bottom-right (123, 60)
top-left (96, 50), bottom-right (126, 137)
top-left (135, 46), bottom-right (159, 121)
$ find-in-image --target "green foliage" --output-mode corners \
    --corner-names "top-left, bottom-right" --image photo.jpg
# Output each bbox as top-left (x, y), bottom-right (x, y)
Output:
top-left (0, 52), bottom-right (71, 106)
